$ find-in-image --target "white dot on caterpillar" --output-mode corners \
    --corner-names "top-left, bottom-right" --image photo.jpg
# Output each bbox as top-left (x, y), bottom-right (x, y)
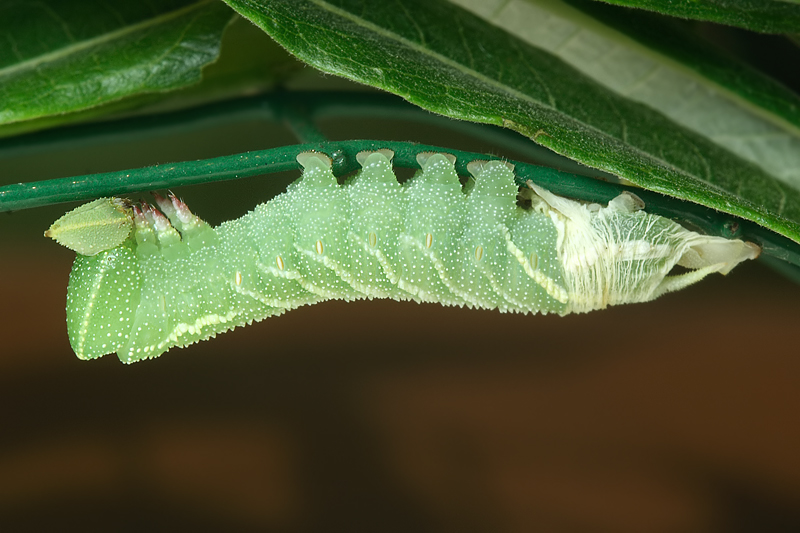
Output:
top-left (425, 233), bottom-right (433, 249)
top-left (529, 252), bottom-right (539, 270)
top-left (369, 232), bottom-right (377, 248)
top-left (315, 240), bottom-right (324, 255)
top-left (276, 255), bottom-right (285, 270)
top-left (475, 245), bottom-right (483, 262)
top-left (234, 271), bottom-right (243, 286)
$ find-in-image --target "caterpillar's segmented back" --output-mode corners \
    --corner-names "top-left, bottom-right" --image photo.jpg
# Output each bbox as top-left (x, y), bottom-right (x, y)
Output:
top-left (50, 151), bottom-right (760, 363)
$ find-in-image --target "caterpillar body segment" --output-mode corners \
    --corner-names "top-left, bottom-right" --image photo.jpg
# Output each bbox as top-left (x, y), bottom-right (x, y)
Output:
top-left (51, 151), bottom-right (760, 363)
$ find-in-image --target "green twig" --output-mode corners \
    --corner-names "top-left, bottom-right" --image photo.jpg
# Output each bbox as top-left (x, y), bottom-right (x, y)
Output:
top-left (2, 92), bottom-right (798, 270)
top-left (2, 138), bottom-right (798, 268)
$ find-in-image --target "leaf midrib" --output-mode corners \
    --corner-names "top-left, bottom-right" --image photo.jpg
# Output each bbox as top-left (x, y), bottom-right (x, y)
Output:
top-left (0, 0), bottom-right (214, 79)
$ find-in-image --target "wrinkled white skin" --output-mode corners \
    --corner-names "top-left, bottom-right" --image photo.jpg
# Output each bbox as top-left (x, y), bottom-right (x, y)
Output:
top-left (526, 182), bottom-right (761, 313)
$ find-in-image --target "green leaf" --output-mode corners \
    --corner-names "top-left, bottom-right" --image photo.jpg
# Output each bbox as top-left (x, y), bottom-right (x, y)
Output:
top-left (0, 0), bottom-right (234, 129)
top-left (582, 0), bottom-right (800, 34)
top-left (0, 14), bottom-right (305, 139)
top-left (452, 0), bottom-right (800, 209)
top-left (223, 0), bottom-right (800, 244)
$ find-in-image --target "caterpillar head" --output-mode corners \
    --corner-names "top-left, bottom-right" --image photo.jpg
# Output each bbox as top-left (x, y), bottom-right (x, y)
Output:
top-left (54, 194), bottom-right (215, 360)
top-left (45, 197), bottom-right (133, 255)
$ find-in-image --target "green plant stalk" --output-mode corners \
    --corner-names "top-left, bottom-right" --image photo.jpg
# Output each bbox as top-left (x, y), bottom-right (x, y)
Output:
top-left (3, 139), bottom-right (798, 269)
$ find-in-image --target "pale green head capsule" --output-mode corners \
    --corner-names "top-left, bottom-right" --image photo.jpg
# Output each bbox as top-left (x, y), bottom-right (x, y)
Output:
top-left (46, 198), bottom-right (133, 255)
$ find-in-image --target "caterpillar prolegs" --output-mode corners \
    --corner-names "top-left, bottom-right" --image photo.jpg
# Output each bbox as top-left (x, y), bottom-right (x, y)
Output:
top-left (48, 151), bottom-right (760, 363)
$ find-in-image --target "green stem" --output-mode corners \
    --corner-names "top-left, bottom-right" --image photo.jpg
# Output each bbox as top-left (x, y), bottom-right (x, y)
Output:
top-left (2, 138), bottom-right (798, 268)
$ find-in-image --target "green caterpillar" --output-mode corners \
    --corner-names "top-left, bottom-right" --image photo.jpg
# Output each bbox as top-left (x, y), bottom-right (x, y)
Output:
top-left (47, 150), bottom-right (759, 363)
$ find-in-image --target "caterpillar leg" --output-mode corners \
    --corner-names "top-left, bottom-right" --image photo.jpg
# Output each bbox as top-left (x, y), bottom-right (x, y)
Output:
top-left (151, 193), bottom-right (217, 249)
top-left (397, 153), bottom-right (467, 305)
top-left (345, 150), bottom-right (409, 298)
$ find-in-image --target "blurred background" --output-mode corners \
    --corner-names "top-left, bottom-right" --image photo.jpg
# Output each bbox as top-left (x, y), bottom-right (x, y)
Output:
top-left (2, 15), bottom-right (800, 533)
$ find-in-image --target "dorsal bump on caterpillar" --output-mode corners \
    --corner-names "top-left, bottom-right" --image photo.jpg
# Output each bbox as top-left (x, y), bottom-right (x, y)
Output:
top-left (47, 150), bottom-right (761, 363)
